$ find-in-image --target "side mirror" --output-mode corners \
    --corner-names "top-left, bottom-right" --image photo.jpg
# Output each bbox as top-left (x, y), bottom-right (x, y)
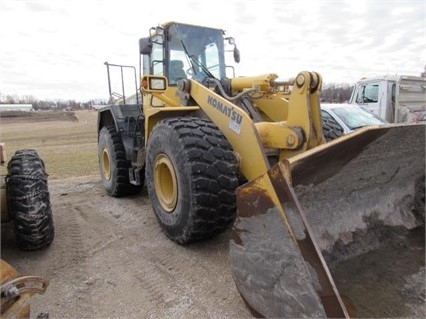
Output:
top-left (139, 37), bottom-right (152, 55)
top-left (234, 46), bottom-right (240, 63)
top-left (226, 37), bottom-right (240, 63)
top-left (227, 37), bottom-right (236, 45)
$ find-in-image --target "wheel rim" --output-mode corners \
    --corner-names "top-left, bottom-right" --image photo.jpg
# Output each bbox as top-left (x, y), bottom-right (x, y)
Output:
top-left (154, 154), bottom-right (178, 213)
top-left (102, 147), bottom-right (111, 180)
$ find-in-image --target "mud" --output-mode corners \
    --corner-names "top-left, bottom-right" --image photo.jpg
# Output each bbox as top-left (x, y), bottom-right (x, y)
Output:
top-left (230, 207), bottom-right (326, 318)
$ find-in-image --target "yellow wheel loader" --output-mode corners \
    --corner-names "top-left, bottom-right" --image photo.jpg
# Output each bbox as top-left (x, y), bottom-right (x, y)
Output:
top-left (97, 22), bottom-right (425, 318)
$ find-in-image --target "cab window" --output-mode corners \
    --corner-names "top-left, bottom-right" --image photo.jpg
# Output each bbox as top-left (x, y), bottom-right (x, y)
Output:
top-left (357, 84), bottom-right (379, 103)
top-left (152, 41), bottom-right (164, 76)
top-left (205, 43), bottom-right (220, 78)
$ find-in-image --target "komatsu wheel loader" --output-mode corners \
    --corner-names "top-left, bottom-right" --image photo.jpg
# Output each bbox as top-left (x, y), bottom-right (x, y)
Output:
top-left (97, 22), bottom-right (425, 318)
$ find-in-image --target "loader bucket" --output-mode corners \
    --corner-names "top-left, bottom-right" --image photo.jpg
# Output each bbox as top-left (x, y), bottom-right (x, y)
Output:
top-left (230, 123), bottom-right (425, 318)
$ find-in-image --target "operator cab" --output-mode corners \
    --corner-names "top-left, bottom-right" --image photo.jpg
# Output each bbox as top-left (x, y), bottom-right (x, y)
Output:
top-left (139, 22), bottom-right (240, 87)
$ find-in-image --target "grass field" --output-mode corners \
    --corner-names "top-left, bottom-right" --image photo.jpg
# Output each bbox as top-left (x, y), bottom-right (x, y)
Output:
top-left (0, 110), bottom-right (99, 180)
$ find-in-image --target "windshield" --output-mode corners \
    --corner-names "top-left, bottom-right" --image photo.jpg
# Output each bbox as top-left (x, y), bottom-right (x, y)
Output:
top-left (331, 105), bottom-right (386, 129)
top-left (167, 23), bottom-right (225, 82)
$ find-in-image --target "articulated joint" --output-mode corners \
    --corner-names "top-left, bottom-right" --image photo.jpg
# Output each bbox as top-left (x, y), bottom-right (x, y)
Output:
top-left (176, 79), bottom-right (192, 106)
top-left (1, 276), bottom-right (49, 303)
top-left (295, 71), bottom-right (322, 93)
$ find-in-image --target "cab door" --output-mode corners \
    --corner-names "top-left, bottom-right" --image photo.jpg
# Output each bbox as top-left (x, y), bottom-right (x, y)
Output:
top-left (353, 80), bottom-right (387, 120)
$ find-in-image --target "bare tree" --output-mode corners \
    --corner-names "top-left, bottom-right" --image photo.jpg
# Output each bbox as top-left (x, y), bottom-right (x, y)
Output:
top-left (320, 83), bottom-right (354, 103)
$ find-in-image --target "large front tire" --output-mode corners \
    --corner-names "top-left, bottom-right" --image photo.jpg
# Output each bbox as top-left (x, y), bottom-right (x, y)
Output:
top-left (98, 126), bottom-right (143, 197)
top-left (146, 117), bottom-right (239, 244)
top-left (6, 149), bottom-right (54, 250)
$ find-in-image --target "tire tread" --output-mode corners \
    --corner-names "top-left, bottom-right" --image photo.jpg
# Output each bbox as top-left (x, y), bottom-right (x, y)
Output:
top-left (6, 149), bottom-right (54, 250)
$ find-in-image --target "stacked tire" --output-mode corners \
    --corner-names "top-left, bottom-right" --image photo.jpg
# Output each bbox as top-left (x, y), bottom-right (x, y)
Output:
top-left (6, 149), bottom-right (54, 250)
top-left (322, 118), bottom-right (344, 142)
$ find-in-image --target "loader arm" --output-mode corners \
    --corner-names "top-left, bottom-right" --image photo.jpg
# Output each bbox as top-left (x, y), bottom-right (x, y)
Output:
top-left (177, 71), bottom-right (325, 181)
top-left (179, 78), bottom-right (269, 181)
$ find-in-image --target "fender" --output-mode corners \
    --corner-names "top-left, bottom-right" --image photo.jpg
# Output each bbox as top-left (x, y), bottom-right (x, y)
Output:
top-left (97, 104), bottom-right (145, 163)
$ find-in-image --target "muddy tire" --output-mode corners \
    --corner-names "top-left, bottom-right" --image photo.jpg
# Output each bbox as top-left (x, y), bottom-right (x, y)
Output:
top-left (146, 117), bottom-right (239, 244)
top-left (98, 126), bottom-right (143, 197)
top-left (6, 149), bottom-right (54, 250)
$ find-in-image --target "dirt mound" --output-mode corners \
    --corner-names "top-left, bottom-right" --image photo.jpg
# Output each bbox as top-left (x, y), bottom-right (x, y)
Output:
top-left (0, 111), bottom-right (79, 123)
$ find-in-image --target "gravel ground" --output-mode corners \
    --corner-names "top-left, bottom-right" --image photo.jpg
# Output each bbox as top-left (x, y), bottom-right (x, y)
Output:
top-left (1, 176), bottom-right (252, 319)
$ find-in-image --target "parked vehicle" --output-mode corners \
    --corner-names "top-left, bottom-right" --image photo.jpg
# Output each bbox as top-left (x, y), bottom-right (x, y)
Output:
top-left (321, 103), bottom-right (387, 141)
top-left (347, 75), bottom-right (426, 123)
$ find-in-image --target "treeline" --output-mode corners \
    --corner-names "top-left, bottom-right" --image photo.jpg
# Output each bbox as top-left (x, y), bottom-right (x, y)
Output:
top-left (320, 83), bottom-right (354, 103)
top-left (0, 95), bottom-right (107, 110)
top-left (1, 83), bottom-right (353, 109)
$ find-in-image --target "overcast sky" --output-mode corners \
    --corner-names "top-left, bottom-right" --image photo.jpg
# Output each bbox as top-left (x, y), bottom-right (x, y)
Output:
top-left (1, 0), bottom-right (425, 101)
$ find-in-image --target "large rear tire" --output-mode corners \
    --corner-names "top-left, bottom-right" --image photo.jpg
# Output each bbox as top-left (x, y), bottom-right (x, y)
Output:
top-left (6, 149), bottom-right (54, 250)
top-left (146, 117), bottom-right (239, 244)
top-left (98, 126), bottom-right (143, 197)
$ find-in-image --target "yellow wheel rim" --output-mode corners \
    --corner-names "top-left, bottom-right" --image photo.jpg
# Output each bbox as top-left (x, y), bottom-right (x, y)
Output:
top-left (154, 154), bottom-right (178, 213)
top-left (102, 147), bottom-right (111, 181)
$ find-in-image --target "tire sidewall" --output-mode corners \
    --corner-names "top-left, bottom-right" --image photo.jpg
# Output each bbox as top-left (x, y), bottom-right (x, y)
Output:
top-left (146, 123), bottom-right (193, 238)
